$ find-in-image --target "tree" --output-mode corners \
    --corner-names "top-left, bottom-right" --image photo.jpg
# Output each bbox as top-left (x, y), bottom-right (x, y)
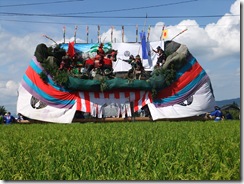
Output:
top-left (232, 101), bottom-right (239, 108)
top-left (0, 106), bottom-right (7, 115)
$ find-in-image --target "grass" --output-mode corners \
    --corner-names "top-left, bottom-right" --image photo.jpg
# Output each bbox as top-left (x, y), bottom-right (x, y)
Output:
top-left (0, 120), bottom-right (240, 180)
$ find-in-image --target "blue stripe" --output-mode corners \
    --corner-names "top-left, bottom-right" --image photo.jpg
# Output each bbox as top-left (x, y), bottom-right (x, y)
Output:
top-left (29, 59), bottom-right (72, 92)
top-left (175, 56), bottom-right (197, 79)
top-left (29, 59), bottom-right (42, 74)
top-left (23, 74), bottom-right (75, 106)
top-left (154, 70), bottom-right (206, 105)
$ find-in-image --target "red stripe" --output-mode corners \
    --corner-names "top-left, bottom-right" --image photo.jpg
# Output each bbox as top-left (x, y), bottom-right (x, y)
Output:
top-left (94, 92), bottom-right (100, 98)
top-left (125, 91), bottom-right (130, 98)
top-left (84, 92), bottom-right (91, 112)
top-left (25, 66), bottom-right (77, 101)
top-left (133, 91), bottom-right (140, 111)
top-left (76, 92), bottom-right (81, 111)
top-left (104, 92), bottom-right (109, 98)
top-left (141, 93), bottom-right (147, 107)
top-left (156, 62), bottom-right (203, 99)
top-left (114, 91), bottom-right (120, 99)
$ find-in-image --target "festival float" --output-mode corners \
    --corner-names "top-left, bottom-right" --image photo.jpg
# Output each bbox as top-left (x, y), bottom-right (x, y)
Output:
top-left (16, 30), bottom-right (216, 123)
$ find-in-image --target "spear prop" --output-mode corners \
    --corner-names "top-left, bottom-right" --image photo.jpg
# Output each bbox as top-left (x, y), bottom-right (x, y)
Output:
top-left (171, 28), bottom-right (188, 41)
top-left (42, 34), bottom-right (57, 45)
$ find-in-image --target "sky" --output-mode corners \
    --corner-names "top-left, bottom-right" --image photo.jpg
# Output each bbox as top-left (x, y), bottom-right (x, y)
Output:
top-left (0, 0), bottom-right (241, 116)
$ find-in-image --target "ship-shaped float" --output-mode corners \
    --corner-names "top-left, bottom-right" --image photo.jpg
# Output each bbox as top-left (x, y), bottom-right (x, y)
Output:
top-left (17, 33), bottom-right (216, 123)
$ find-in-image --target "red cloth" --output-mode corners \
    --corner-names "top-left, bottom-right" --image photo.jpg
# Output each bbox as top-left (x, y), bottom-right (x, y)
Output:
top-left (67, 41), bottom-right (75, 58)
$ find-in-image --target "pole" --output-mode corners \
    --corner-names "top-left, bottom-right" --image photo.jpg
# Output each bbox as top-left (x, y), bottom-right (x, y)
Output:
top-left (63, 26), bottom-right (66, 43)
top-left (160, 25), bottom-right (165, 41)
top-left (143, 13), bottom-right (148, 32)
top-left (74, 25), bottom-right (78, 43)
top-left (136, 24), bottom-right (138, 43)
top-left (86, 25), bottom-right (89, 43)
top-left (122, 25), bottom-right (124, 43)
top-left (97, 25), bottom-right (100, 43)
top-left (111, 26), bottom-right (114, 43)
top-left (171, 28), bottom-right (188, 41)
top-left (42, 34), bottom-right (57, 45)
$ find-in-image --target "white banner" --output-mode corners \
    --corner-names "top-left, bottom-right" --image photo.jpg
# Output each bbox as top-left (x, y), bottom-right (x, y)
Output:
top-left (112, 41), bottom-right (164, 72)
top-left (17, 85), bottom-right (77, 124)
top-left (148, 81), bottom-right (216, 120)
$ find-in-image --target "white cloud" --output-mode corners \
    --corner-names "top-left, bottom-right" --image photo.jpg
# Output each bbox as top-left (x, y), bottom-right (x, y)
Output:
top-left (0, 80), bottom-right (19, 97)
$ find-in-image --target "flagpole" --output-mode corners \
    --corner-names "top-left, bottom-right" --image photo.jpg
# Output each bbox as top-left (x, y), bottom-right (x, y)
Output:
top-left (86, 25), bottom-right (89, 43)
top-left (63, 26), bottom-right (66, 43)
top-left (111, 26), bottom-right (114, 43)
top-left (143, 13), bottom-right (147, 32)
top-left (171, 28), bottom-right (188, 41)
top-left (136, 24), bottom-right (138, 43)
top-left (122, 25), bottom-right (124, 43)
top-left (147, 25), bottom-right (150, 42)
top-left (97, 25), bottom-right (100, 43)
top-left (74, 25), bottom-right (78, 43)
top-left (42, 34), bottom-right (57, 45)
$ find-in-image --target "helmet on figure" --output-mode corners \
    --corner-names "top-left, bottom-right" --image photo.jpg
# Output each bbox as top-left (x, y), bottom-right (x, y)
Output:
top-left (157, 46), bottom-right (161, 50)
top-left (129, 55), bottom-right (134, 59)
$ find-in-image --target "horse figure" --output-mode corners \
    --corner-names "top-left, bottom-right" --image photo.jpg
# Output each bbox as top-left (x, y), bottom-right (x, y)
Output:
top-left (83, 49), bottom-right (118, 78)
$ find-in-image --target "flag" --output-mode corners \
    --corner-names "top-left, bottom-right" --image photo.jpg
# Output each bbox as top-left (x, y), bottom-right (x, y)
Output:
top-left (67, 41), bottom-right (75, 58)
top-left (140, 31), bottom-right (148, 59)
top-left (163, 29), bottom-right (168, 39)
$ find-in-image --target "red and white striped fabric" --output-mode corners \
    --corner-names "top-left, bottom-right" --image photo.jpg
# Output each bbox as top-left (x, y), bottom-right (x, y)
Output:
top-left (76, 90), bottom-right (152, 115)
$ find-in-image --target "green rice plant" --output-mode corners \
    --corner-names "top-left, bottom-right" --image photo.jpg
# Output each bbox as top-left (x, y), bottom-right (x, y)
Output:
top-left (0, 120), bottom-right (240, 180)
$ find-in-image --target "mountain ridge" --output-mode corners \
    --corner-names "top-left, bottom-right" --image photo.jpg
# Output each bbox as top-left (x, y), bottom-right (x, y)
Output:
top-left (216, 97), bottom-right (240, 108)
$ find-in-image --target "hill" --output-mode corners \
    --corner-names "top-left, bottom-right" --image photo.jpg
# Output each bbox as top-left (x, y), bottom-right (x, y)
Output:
top-left (216, 98), bottom-right (240, 108)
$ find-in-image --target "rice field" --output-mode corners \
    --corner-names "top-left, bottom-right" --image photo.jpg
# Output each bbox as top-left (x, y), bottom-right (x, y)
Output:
top-left (0, 120), bottom-right (240, 180)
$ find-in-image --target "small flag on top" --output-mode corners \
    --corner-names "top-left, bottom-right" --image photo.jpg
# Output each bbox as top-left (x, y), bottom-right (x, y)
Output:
top-left (163, 29), bottom-right (168, 39)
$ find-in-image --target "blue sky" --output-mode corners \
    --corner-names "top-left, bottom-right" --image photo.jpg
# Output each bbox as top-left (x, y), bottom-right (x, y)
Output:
top-left (0, 0), bottom-right (240, 115)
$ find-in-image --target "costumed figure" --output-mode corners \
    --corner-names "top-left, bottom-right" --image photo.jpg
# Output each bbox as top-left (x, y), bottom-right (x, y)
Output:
top-left (153, 46), bottom-right (166, 68)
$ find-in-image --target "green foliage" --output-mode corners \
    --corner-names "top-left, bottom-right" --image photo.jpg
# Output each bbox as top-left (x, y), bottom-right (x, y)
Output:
top-left (150, 66), bottom-right (176, 98)
top-left (39, 72), bottom-right (48, 82)
top-left (99, 76), bottom-right (108, 92)
top-left (0, 121), bottom-right (240, 180)
top-left (222, 109), bottom-right (240, 120)
top-left (0, 106), bottom-right (7, 115)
